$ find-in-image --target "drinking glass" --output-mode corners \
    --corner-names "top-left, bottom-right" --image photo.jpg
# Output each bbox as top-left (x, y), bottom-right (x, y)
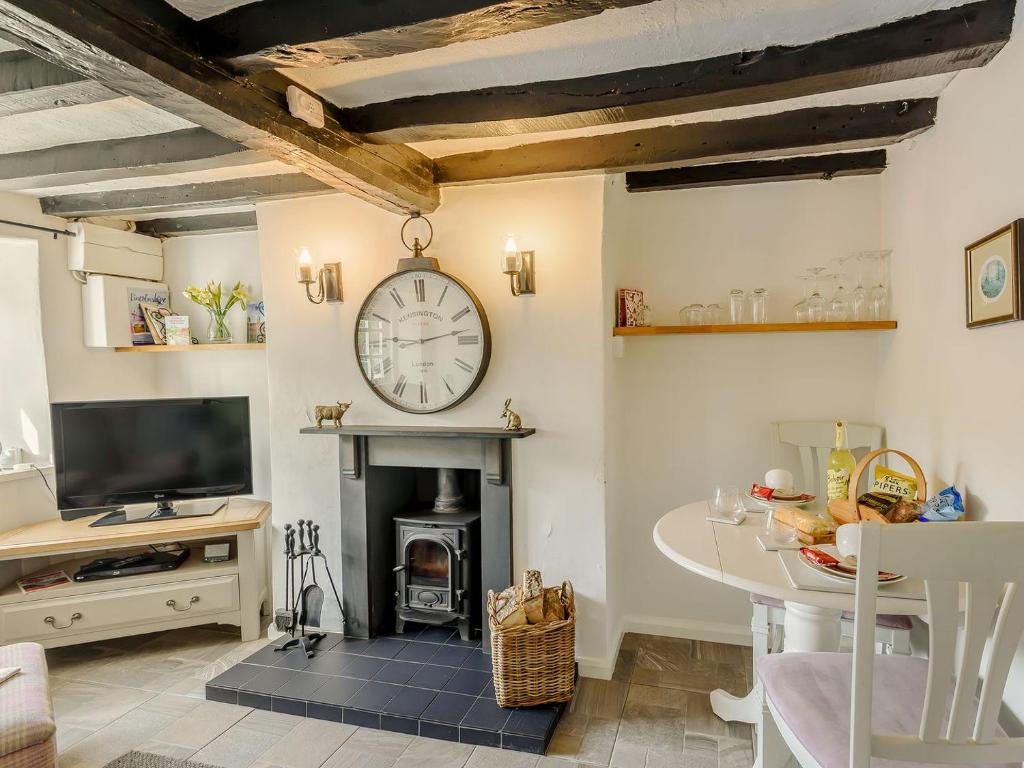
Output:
top-left (806, 267), bottom-right (827, 322)
top-left (704, 303), bottom-right (724, 325)
top-left (680, 304), bottom-right (704, 325)
top-left (712, 485), bottom-right (745, 522)
top-left (793, 300), bottom-right (809, 323)
top-left (826, 272), bottom-right (850, 321)
top-left (853, 252), bottom-right (875, 320)
top-left (869, 249), bottom-right (891, 320)
top-left (764, 508), bottom-right (798, 544)
top-left (750, 288), bottom-right (768, 324)
top-left (728, 289), bottom-right (746, 324)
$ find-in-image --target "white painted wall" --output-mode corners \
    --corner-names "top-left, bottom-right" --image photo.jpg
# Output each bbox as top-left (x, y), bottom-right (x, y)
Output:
top-left (0, 238), bottom-right (50, 465)
top-left (255, 178), bottom-right (612, 666)
top-left (876, 19), bottom-right (1024, 726)
top-left (159, 232), bottom-right (272, 500)
top-left (602, 173), bottom-right (884, 641)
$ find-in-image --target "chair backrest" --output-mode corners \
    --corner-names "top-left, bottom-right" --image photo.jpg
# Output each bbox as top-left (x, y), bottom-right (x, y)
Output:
top-left (770, 421), bottom-right (884, 500)
top-left (839, 522), bottom-right (1024, 767)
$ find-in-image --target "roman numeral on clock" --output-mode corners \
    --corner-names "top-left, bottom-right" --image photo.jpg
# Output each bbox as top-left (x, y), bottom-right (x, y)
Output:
top-left (419, 382), bottom-right (428, 404)
top-left (371, 312), bottom-right (390, 324)
top-left (457, 335), bottom-right (479, 345)
top-left (393, 375), bottom-right (408, 398)
top-left (381, 358), bottom-right (393, 376)
top-left (455, 358), bottom-right (474, 374)
top-left (389, 288), bottom-right (405, 308)
top-left (414, 279), bottom-right (425, 303)
top-left (443, 376), bottom-right (455, 395)
top-left (437, 285), bottom-right (448, 306)
top-left (452, 307), bottom-right (470, 322)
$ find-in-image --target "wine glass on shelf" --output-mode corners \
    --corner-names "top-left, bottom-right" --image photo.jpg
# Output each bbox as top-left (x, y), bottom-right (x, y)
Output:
top-left (852, 252), bottom-right (874, 320)
top-left (826, 271), bottom-right (850, 321)
top-left (806, 266), bottom-right (827, 322)
top-left (794, 275), bottom-right (811, 322)
top-left (869, 249), bottom-right (891, 320)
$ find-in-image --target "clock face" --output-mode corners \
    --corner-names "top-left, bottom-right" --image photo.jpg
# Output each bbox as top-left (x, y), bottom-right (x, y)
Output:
top-left (355, 269), bottom-right (491, 413)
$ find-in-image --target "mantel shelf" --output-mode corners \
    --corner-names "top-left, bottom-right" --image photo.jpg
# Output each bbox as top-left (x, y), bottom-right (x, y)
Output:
top-left (114, 343), bottom-right (266, 352)
top-left (613, 321), bottom-right (897, 336)
top-left (300, 425), bottom-right (535, 439)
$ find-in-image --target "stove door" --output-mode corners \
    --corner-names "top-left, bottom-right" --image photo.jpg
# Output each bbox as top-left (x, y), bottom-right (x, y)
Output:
top-left (402, 532), bottom-right (459, 612)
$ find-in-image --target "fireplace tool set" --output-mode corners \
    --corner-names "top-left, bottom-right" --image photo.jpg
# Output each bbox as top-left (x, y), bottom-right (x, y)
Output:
top-left (275, 519), bottom-right (344, 657)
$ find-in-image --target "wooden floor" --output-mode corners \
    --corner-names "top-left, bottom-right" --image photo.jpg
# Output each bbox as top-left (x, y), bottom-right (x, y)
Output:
top-left (47, 625), bottom-right (754, 768)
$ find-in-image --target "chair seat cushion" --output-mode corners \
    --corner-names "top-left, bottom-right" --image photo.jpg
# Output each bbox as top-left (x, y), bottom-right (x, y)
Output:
top-left (0, 643), bottom-right (54, 759)
top-left (757, 652), bottom-right (1011, 768)
top-left (749, 593), bottom-right (912, 631)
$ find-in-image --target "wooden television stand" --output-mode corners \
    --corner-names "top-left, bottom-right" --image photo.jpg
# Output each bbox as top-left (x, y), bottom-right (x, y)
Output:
top-left (0, 499), bottom-right (271, 648)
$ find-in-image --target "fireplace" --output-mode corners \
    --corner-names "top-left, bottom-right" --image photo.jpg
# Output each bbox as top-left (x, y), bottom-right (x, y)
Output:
top-left (394, 511), bottom-right (480, 640)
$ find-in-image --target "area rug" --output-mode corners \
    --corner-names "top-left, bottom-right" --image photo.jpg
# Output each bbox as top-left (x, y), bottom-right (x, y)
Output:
top-left (104, 752), bottom-right (221, 768)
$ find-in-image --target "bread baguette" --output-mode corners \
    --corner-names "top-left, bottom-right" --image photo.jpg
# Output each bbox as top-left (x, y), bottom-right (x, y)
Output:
top-left (522, 570), bottom-right (545, 624)
top-left (772, 507), bottom-right (836, 538)
top-left (493, 585), bottom-right (527, 627)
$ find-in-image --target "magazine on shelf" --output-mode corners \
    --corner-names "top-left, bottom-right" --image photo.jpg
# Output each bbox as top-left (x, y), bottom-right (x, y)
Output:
top-left (16, 570), bottom-right (71, 594)
top-left (128, 287), bottom-right (169, 345)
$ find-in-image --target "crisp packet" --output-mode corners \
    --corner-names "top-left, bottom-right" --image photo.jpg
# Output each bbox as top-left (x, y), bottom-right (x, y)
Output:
top-left (919, 485), bottom-right (965, 522)
top-left (871, 465), bottom-right (918, 499)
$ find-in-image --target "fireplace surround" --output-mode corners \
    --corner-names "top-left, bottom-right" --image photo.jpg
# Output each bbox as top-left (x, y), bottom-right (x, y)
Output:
top-left (300, 424), bottom-right (535, 648)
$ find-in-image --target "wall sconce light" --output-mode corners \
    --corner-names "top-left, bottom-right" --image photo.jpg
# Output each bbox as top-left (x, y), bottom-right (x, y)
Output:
top-left (500, 234), bottom-right (535, 296)
top-left (295, 246), bottom-right (342, 304)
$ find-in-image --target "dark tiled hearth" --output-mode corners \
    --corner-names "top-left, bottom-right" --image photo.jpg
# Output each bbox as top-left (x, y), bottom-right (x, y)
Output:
top-left (206, 626), bottom-right (564, 754)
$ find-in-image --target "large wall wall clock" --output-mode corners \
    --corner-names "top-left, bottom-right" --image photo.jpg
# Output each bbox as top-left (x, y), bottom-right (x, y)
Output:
top-left (355, 215), bottom-right (492, 413)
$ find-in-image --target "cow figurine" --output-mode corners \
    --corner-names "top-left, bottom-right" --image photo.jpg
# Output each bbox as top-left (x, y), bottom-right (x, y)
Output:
top-left (314, 401), bottom-right (351, 428)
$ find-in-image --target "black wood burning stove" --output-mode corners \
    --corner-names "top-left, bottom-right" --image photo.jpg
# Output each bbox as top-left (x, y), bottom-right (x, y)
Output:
top-left (394, 507), bottom-right (480, 641)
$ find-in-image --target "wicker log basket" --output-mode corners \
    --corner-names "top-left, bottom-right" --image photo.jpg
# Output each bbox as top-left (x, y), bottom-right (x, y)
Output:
top-left (487, 580), bottom-right (576, 708)
top-left (827, 448), bottom-right (927, 525)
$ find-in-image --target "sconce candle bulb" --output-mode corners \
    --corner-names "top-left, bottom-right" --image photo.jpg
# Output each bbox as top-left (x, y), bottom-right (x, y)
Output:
top-left (502, 234), bottom-right (523, 275)
top-left (296, 246), bottom-right (315, 284)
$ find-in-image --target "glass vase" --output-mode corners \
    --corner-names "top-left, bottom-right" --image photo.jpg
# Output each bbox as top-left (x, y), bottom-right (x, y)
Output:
top-left (207, 309), bottom-right (232, 344)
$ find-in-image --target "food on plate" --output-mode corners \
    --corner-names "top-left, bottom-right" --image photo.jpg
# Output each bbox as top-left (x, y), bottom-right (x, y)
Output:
top-left (919, 486), bottom-right (965, 522)
top-left (871, 465), bottom-right (918, 499)
top-left (774, 507), bottom-right (836, 538)
top-left (799, 547), bottom-right (899, 580)
top-left (751, 484), bottom-right (776, 501)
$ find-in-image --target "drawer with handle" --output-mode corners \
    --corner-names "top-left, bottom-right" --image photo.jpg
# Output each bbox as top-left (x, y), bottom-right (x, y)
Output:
top-left (0, 575), bottom-right (239, 642)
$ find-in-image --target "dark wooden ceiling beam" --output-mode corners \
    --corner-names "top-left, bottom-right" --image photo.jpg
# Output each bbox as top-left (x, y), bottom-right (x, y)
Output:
top-left (0, 0), bottom-right (439, 214)
top-left (435, 99), bottom-right (935, 184)
top-left (344, 0), bottom-right (1013, 143)
top-left (624, 150), bottom-right (888, 192)
top-left (204, 0), bottom-right (661, 72)
top-left (0, 49), bottom-right (116, 116)
top-left (0, 128), bottom-right (262, 191)
top-left (131, 211), bottom-right (258, 237)
top-left (40, 174), bottom-right (331, 218)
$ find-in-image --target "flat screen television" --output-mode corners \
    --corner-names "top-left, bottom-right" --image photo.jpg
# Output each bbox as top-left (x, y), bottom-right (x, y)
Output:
top-left (52, 397), bottom-right (253, 526)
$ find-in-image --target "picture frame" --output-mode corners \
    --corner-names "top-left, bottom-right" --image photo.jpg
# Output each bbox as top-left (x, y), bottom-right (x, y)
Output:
top-left (965, 220), bottom-right (1023, 328)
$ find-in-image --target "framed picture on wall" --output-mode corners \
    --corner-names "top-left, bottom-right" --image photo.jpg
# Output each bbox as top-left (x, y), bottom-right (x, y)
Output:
top-left (965, 220), bottom-right (1023, 328)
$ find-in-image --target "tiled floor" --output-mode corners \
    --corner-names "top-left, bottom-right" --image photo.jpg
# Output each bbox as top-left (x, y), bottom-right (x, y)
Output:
top-left (46, 625), bottom-right (754, 768)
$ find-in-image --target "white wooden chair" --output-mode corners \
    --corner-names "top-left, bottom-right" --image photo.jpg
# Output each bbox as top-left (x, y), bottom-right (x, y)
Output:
top-left (758, 521), bottom-right (1024, 768)
top-left (752, 421), bottom-right (910, 657)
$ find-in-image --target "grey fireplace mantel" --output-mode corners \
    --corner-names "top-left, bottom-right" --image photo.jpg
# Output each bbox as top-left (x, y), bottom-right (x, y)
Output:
top-left (301, 424), bottom-right (535, 646)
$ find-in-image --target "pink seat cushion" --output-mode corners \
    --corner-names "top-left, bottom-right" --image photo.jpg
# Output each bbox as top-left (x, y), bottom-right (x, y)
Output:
top-left (757, 652), bottom-right (1012, 768)
top-left (0, 643), bottom-right (54, 760)
top-left (749, 593), bottom-right (912, 631)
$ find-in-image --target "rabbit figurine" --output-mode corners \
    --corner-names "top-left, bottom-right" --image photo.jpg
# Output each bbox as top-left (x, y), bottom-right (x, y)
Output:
top-left (501, 398), bottom-right (522, 431)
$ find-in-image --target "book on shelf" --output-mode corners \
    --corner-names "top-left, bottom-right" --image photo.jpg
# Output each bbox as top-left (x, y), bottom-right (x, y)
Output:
top-left (616, 288), bottom-right (644, 327)
top-left (128, 287), bottom-right (169, 345)
top-left (16, 570), bottom-right (71, 593)
top-left (164, 315), bottom-right (192, 346)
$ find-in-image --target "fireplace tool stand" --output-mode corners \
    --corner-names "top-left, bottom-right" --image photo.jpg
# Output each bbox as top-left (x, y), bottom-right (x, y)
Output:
top-left (275, 519), bottom-right (344, 658)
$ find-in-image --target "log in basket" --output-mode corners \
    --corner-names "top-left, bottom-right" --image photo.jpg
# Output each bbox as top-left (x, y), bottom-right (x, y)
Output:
top-left (826, 448), bottom-right (928, 526)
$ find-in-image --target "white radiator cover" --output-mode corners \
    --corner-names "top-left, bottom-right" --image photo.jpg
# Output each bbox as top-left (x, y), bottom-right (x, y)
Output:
top-left (68, 222), bottom-right (163, 281)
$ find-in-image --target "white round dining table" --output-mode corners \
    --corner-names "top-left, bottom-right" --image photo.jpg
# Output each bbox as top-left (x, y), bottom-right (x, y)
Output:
top-left (653, 500), bottom-right (928, 725)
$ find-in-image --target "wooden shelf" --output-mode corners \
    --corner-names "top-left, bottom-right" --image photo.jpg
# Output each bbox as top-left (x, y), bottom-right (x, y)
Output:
top-left (114, 343), bottom-right (266, 353)
top-left (613, 321), bottom-right (897, 336)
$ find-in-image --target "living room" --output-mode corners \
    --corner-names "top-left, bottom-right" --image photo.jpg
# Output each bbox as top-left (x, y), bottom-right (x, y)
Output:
top-left (2, 2), bottom-right (1024, 768)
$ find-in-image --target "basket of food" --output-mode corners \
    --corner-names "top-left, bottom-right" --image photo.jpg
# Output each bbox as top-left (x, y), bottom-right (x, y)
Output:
top-left (487, 570), bottom-right (575, 708)
top-left (826, 448), bottom-right (929, 525)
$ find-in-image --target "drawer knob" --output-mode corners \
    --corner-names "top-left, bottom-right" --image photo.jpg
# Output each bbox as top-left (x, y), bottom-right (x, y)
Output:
top-left (166, 596), bottom-right (200, 612)
top-left (44, 613), bottom-right (81, 630)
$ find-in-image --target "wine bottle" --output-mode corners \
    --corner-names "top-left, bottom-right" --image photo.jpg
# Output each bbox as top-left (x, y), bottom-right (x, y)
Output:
top-left (826, 420), bottom-right (857, 502)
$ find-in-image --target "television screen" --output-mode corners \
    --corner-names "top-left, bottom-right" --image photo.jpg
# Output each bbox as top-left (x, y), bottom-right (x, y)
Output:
top-left (52, 397), bottom-right (253, 514)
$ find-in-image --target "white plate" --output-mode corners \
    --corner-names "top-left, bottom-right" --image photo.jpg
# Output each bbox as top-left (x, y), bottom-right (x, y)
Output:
top-left (797, 546), bottom-right (906, 585)
top-left (744, 491), bottom-right (816, 509)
